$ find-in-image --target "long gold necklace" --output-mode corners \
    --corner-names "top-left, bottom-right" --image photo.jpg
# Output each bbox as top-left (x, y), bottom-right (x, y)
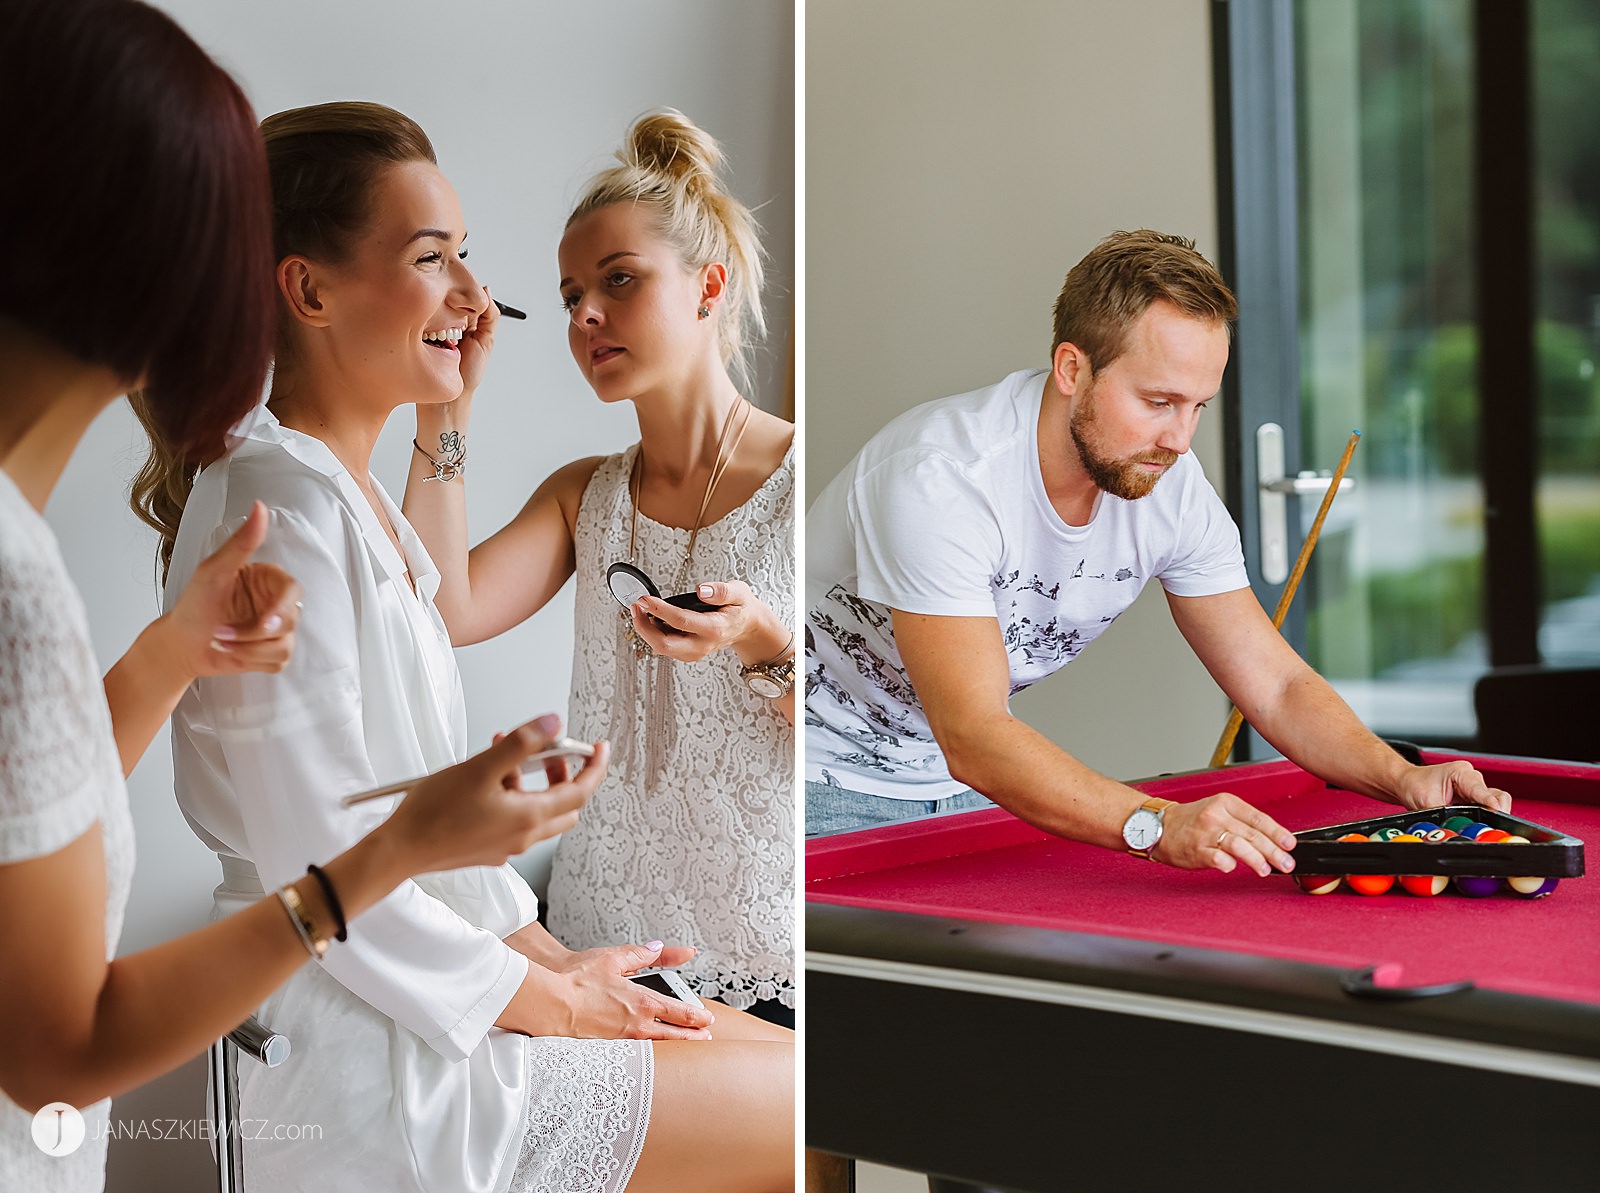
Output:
top-left (613, 397), bottom-right (751, 784)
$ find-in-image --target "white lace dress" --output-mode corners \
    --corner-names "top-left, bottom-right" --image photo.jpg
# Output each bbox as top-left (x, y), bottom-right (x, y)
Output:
top-left (547, 444), bottom-right (796, 1012)
top-left (0, 470), bottom-right (135, 1193)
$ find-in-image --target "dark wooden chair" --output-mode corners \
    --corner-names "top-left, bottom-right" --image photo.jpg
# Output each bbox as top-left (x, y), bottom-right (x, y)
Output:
top-left (1472, 666), bottom-right (1600, 762)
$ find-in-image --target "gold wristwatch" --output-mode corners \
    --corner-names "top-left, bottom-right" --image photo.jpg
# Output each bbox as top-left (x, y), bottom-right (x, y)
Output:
top-left (740, 652), bottom-right (796, 699)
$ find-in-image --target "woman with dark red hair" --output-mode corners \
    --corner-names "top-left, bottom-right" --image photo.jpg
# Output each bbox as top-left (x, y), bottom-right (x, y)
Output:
top-left (0, 4), bottom-right (599, 1189)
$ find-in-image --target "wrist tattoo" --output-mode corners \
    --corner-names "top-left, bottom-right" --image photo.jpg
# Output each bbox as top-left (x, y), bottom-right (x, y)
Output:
top-left (413, 434), bottom-right (466, 482)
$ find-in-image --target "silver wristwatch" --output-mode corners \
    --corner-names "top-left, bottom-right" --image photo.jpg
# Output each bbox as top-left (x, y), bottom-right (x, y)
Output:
top-left (1121, 797), bottom-right (1174, 859)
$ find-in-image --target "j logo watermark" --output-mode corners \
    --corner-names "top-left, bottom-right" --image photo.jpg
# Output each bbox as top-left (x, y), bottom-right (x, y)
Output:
top-left (31, 1102), bottom-right (86, 1158)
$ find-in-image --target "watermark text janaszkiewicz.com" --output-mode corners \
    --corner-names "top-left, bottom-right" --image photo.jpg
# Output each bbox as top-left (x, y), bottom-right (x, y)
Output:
top-left (32, 1102), bottom-right (321, 1156)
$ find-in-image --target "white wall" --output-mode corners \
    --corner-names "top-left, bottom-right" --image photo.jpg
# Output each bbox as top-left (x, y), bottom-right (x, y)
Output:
top-left (805, 0), bottom-right (1228, 785)
top-left (44, 3), bottom-right (792, 1187)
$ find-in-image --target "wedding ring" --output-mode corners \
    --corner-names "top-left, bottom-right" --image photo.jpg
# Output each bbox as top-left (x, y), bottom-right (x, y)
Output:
top-left (1216, 830), bottom-right (1232, 851)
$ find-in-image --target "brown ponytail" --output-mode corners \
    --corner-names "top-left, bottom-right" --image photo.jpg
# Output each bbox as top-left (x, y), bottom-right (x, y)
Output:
top-left (132, 101), bottom-right (436, 579)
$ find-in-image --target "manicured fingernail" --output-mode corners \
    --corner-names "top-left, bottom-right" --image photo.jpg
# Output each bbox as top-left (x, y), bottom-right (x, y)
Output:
top-left (262, 614), bottom-right (283, 634)
top-left (698, 584), bottom-right (714, 598)
top-left (212, 625), bottom-right (238, 641)
top-left (535, 713), bottom-right (561, 733)
top-left (210, 639), bottom-right (233, 653)
top-left (646, 940), bottom-right (663, 951)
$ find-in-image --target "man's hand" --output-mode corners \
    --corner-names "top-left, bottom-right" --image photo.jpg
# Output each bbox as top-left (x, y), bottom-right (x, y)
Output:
top-left (1154, 794), bottom-right (1298, 875)
top-left (1389, 760), bottom-right (1511, 813)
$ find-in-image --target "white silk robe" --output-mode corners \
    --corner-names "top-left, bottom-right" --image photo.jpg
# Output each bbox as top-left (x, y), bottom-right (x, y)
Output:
top-left (165, 406), bottom-right (538, 1192)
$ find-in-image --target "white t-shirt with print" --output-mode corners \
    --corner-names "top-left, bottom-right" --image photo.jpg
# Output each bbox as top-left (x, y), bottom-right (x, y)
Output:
top-left (804, 368), bottom-right (1249, 800)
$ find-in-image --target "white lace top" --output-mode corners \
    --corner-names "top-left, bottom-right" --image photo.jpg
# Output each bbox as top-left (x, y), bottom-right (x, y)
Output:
top-left (0, 469), bottom-right (135, 1192)
top-left (547, 443), bottom-right (796, 1010)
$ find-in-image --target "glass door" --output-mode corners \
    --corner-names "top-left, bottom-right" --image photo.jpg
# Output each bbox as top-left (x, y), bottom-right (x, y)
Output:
top-left (1216, 0), bottom-right (1600, 751)
top-left (1295, 0), bottom-right (1483, 740)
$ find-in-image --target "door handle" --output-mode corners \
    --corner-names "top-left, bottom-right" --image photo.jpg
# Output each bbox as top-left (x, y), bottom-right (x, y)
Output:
top-left (1262, 474), bottom-right (1355, 496)
top-left (1256, 422), bottom-right (1355, 584)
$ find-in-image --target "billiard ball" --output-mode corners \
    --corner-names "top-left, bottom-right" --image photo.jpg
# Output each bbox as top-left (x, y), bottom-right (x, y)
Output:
top-left (1424, 828), bottom-right (1459, 842)
top-left (1400, 874), bottom-right (1448, 896)
top-left (1336, 832), bottom-right (1370, 842)
top-left (1456, 822), bottom-right (1493, 840)
top-left (1453, 875), bottom-right (1502, 897)
top-left (1508, 876), bottom-right (1559, 898)
top-left (1407, 821), bottom-right (1442, 838)
top-left (1498, 837), bottom-right (1556, 897)
top-left (1477, 829), bottom-right (1513, 844)
top-left (1348, 873), bottom-right (1395, 896)
top-left (1442, 815), bottom-right (1477, 833)
top-left (1369, 827), bottom-right (1405, 842)
top-left (1295, 874), bottom-right (1342, 895)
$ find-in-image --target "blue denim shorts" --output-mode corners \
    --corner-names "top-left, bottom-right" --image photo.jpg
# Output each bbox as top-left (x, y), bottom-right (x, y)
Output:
top-left (804, 779), bottom-right (995, 837)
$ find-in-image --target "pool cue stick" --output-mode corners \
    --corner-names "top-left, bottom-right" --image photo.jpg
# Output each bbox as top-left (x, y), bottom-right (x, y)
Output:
top-left (1208, 430), bottom-right (1362, 768)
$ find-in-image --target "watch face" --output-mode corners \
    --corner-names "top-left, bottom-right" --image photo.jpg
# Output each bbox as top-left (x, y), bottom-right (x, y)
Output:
top-left (748, 674), bottom-right (785, 699)
top-left (1123, 809), bottom-right (1162, 850)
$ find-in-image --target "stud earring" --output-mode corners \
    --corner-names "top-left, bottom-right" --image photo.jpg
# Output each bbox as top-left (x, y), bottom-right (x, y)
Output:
top-left (697, 305), bottom-right (711, 320)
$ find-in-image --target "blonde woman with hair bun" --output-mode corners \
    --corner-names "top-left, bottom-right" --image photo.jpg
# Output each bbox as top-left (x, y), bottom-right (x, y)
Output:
top-left (406, 109), bottom-right (795, 1018)
top-left (408, 109), bottom-right (795, 1037)
top-left (398, 106), bottom-right (799, 1188)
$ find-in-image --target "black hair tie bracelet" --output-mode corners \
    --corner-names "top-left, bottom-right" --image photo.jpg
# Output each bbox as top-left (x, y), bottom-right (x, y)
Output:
top-left (305, 863), bottom-right (348, 943)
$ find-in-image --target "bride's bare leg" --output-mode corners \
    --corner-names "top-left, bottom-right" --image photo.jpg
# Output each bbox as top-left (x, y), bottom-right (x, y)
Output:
top-left (625, 1039), bottom-right (794, 1193)
top-left (699, 999), bottom-right (793, 1044)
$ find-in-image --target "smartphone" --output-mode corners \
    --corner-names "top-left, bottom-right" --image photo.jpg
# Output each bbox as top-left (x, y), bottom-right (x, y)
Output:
top-left (629, 968), bottom-right (705, 1008)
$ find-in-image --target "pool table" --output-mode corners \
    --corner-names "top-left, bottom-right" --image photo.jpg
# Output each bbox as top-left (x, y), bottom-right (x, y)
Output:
top-left (806, 752), bottom-right (1600, 1191)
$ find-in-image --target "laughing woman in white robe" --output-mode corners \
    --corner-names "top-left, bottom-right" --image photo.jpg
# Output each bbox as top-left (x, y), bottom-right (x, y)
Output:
top-left (139, 101), bottom-right (793, 1193)
top-left (165, 406), bottom-right (585, 1190)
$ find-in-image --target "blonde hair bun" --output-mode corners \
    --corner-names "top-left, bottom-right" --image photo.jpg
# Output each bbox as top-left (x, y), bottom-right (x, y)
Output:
top-left (625, 109), bottom-right (724, 194)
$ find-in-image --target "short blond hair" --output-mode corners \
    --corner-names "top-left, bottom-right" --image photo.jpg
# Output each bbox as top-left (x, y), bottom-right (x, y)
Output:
top-left (1051, 230), bottom-right (1237, 369)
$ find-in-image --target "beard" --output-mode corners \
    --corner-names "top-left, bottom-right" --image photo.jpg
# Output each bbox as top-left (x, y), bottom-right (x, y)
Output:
top-left (1068, 382), bottom-right (1179, 501)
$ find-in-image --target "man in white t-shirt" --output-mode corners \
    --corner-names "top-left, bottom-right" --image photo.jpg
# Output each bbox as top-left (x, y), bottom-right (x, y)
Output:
top-left (805, 230), bottom-right (1510, 876)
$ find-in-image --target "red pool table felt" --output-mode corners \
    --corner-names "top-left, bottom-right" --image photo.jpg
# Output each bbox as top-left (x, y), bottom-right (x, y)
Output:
top-left (806, 754), bottom-right (1600, 1008)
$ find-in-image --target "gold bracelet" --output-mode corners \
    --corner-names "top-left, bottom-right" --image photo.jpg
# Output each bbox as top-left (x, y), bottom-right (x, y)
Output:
top-left (276, 883), bottom-right (328, 960)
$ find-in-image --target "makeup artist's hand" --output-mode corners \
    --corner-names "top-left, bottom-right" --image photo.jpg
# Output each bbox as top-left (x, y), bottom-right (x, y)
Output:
top-left (456, 283), bottom-right (498, 398)
top-left (630, 580), bottom-right (785, 666)
top-left (157, 500), bottom-right (302, 680)
top-left (415, 285), bottom-right (494, 463)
